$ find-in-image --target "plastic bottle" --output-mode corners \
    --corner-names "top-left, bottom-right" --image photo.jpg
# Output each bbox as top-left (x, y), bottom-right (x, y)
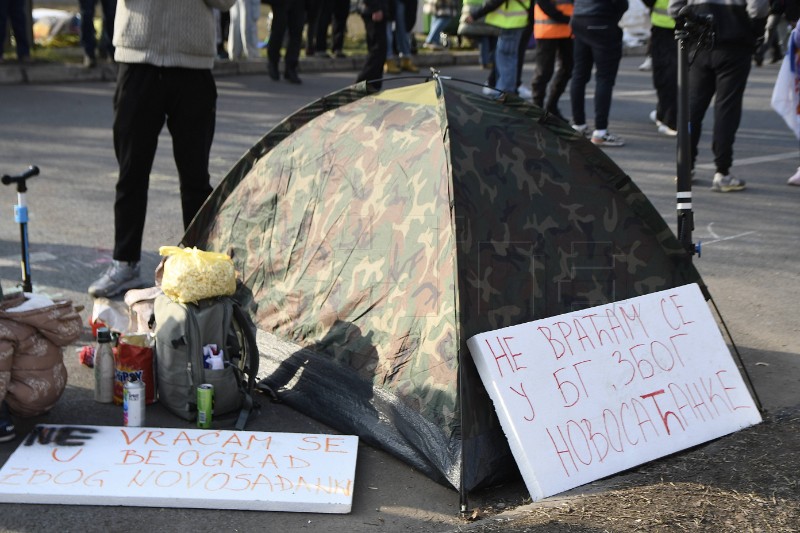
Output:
top-left (93, 327), bottom-right (115, 403)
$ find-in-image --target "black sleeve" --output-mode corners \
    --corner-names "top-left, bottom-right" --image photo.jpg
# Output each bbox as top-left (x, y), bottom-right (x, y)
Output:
top-left (536, 0), bottom-right (571, 24)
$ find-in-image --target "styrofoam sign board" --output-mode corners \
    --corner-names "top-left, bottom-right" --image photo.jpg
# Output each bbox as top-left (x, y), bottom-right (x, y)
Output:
top-left (467, 283), bottom-right (762, 501)
top-left (0, 425), bottom-right (358, 513)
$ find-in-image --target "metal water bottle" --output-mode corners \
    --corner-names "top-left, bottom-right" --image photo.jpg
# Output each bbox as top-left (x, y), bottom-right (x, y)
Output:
top-left (93, 327), bottom-right (114, 403)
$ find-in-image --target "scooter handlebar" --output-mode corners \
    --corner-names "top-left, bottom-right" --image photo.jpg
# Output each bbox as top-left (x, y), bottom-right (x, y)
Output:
top-left (1, 165), bottom-right (39, 188)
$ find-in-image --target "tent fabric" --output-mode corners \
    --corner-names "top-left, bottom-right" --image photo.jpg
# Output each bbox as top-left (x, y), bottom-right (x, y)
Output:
top-left (183, 78), bottom-right (704, 492)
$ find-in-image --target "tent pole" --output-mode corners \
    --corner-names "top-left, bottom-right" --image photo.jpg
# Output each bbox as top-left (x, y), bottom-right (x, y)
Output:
top-left (675, 7), bottom-right (711, 261)
top-left (709, 296), bottom-right (765, 414)
top-left (458, 348), bottom-right (469, 515)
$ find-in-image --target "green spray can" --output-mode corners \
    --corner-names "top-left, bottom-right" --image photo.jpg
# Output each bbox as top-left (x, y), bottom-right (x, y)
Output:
top-left (197, 384), bottom-right (214, 429)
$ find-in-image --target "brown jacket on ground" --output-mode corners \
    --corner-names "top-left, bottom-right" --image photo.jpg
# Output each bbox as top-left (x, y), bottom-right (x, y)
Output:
top-left (0, 294), bottom-right (82, 417)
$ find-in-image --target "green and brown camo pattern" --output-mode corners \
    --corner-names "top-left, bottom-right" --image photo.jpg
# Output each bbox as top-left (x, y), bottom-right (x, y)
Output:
top-left (184, 78), bottom-right (703, 490)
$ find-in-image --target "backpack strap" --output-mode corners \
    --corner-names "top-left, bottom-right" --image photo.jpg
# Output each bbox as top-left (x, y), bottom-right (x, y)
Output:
top-left (230, 299), bottom-right (260, 430)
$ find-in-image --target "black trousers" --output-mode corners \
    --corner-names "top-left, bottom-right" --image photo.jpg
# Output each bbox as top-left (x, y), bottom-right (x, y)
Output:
top-left (651, 25), bottom-right (678, 130)
top-left (316, 0), bottom-right (351, 53)
top-left (356, 15), bottom-right (388, 91)
top-left (268, 0), bottom-right (306, 70)
top-left (570, 16), bottom-right (623, 130)
top-left (530, 37), bottom-right (573, 113)
top-left (112, 64), bottom-right (217, 262)
top-left (688, 45), bottom-right (752, 175)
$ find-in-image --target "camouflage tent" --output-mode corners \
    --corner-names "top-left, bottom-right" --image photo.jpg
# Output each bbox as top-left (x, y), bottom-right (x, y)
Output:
top-left (183, 77), bottom-right (703, 497)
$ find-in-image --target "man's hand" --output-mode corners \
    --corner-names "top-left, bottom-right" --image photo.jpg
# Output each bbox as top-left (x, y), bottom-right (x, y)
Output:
top-left (373, 10), bottom-right (384, 21)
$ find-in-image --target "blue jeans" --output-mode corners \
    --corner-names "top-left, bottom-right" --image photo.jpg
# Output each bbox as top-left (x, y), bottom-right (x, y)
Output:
top-left (495, 28), bottom-right (524, 94)
top-left (387, 0), bottom-right (411, 58)
top-left (79, 0), bottom-right (116, 59)
top-left (0, 0), bottom-right (30, 58)
top-left (425, 16), bottom-right (452, 45)
top-left (479, 35), bottom-right (497, 67)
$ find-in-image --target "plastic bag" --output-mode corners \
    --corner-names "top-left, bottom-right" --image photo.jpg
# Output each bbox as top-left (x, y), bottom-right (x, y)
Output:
top-left (159, 246), bottom-right (236, 303)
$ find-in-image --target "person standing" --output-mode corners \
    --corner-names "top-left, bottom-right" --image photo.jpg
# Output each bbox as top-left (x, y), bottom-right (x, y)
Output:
top-left (228, 0), bottom-right (261, 60)
top-left (644, 0), bottom-right (678, 136)
top-left (315, 0), bottom-right (351, 57)
top-left (0, 0), bottom-right (31, 63)
top-left (88, 0), bottom-right (236, 298)
top-left (266, 0), bottom-right (306, 83)
top-left (468, 0), bottom-right (532, 95)
top-left (529, 0), bottom-right (574, 120)
top-left (422, 0), bottom-right (460, 49)
top-left (78, 0), bottom-right (116, 67)
top-left (356, 0), bottom-right (389, 91)
top-left (669, 0), bottom-right (769, 192)
top-left (569, 0), bottom-right (628, 147)
top-left (385, 0), bottom-right (419, 73)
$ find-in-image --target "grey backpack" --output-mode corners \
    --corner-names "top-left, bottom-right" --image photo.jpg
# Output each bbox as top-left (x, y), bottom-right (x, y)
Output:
top-left (153, 294), bottom-right (259, 430)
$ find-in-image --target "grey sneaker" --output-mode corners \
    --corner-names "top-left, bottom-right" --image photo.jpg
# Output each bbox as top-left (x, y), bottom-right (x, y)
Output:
top-left (711, 172), bottom-right (746, 192)
top-left (591, 132), bottom-right (625, 147)
top-left (88, 260), bottom-right (145, 298)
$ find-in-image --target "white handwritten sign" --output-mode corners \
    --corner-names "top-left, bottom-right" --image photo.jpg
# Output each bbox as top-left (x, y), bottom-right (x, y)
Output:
top-left (467, 283), bottom-right (761, 501)
top-left (0, 425), bottom-right (358, 513)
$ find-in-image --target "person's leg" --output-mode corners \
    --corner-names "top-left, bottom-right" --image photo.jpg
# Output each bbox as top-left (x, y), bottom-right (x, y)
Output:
top-left (112, 64), bottom-right (166, 262)
top-left (425, 16), bottom-right (451, 45)
top-left (687, 49), bottom-right (716, 172)
top-left (99, 0), bottom-right (116, 59)
top-left (710, 48), bottom-right (751, 176)
top-left (303, 0), bottom-right (321, 55)
top-left (7, 0), bottom-right (30, 59)
top-left (245, 0), bottom-right (261, 58)
top-left (516, 13), bottom-right (534, 91)
top-left (316, 0), bottom-right (333, 53)
top-left (228, 0), bottom-right (245, 60)
top-left (165, 68), bottom-right (217, 229)
top-left (494, 28), bottom-right (524, 94)
top-left (651, 26), bottom-right (678, 130)
top-left (267, 0), bottom-right (288, 77)
top-left (586, 24), bottom-right (622, 131)
top-left (531, 39), bottom-right (557, 108)
top-left (0, 0), bottom-right (8, 60)
top-left (79, 0), bottom-right (98, 62)
top-left (570, 19), bottom-right (593, 128)
top-left (284, 0), bottom-right (306, 81)
top-left (545, 37), bottom-right (573, 114)
top-left (356, 15), bottom-right (388, 91)
top-left (331, 0), bottom-right (350, 54)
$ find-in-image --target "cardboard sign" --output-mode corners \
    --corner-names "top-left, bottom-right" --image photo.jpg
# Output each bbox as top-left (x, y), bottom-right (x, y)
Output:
top-left (467, 283), bottom-right (762, 501)
top-left (0, 425), bottom-right (358, 513)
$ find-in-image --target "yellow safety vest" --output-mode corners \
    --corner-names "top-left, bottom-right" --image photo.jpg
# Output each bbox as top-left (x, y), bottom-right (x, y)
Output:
top-left (651, 0), bottom-right (675, 30)
top-left (533, 0), bottom-right (574, 40)
top-left (485, 1), bottom-right (531, 30)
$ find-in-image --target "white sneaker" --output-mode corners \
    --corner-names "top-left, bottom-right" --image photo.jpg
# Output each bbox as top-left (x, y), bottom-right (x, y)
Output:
top-left (638, 56), bottom-right (652, 71)
top-left (591, 131), bottom-right (625, 147)
top-left (517, 85), bottom-right (532, 100)
top-left (649, 110), bottom-right (662, 127)
top-left (572, 123), bottom-right (588, 135)
top-left (658, 124), bottom-right (678, 136)
top-left (788, 166), bottom-right (800, 186)
top-left (88, 260), bottom-right (146, 298)
top-left (711, 172), bottom-right (746, 192)
top-left (481, 85), bottom-right (497, 96)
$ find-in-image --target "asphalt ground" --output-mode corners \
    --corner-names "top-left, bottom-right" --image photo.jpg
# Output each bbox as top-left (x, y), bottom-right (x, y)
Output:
top-left (0, 52), bottom-right (798, 532)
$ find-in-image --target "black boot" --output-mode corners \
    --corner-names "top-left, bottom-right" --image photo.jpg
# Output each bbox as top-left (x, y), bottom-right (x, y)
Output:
top-left (267, 61), bottom-right (279, 81)
top-left (284, 68), bottom-right (302, 84)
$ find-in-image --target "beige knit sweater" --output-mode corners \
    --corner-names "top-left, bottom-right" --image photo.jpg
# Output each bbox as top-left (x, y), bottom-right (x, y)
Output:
top-left (113, 0), bottom-right (236, 70)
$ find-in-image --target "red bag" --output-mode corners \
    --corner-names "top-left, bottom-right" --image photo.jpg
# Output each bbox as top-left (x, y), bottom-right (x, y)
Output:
top-left (113, 336), bottom-right (156, 405)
